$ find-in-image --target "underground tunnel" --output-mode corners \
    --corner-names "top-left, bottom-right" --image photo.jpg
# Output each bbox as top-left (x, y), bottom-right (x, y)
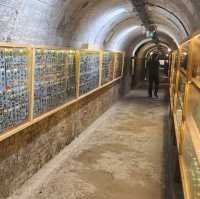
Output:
top-left (0, 0), bottom-right (200, 198)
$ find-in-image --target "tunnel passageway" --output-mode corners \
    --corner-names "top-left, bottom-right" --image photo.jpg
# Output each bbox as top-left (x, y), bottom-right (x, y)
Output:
top-left (8, 89), bottom-right (169, 199)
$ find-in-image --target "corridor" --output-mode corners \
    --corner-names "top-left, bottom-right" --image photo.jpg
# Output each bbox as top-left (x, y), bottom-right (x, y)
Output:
top-left (8, 90), bottom-right (169, 199)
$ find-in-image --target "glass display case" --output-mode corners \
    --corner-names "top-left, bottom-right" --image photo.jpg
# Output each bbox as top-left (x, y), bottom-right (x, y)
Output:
top-left (0, 47), bottom-right (30, 133)
top-left (101, 51), bottom-right (115, 85)
top-left (79, 51), bottom-right (100, 96)
top-left (33, 49), bottom-right (76, 117)
top-left (170, 53), bottom-right (177, 96)
top-left (192, 37), bottom-right (200, 81)
top-left (177, 72), bottom-right (187, 108)
top-left (114, 53), bottom-right (123, 78)
top-left (0, 43), bottom-right (124, 138)
top-left (179, 43), bottom-right (189, 72)
top-left (187, 84), bottom-right (200, 132)
top-left (182, 125), bottom-right (200, 199)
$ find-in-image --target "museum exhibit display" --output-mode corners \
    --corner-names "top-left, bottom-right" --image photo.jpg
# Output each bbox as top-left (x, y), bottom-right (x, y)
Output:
top-left (114, 52), bottom-right (123, 78)
top-left (0, 46), bottom-right (30, 133)
top-left (0, 43), bottom-right (124, 138)
top-left (101, 51), bottom-right (115, 85)
top-left (179, 42), bottom-right (189, 72)
top-left (170, 34), bottom-right (200, 199)
top-left (79, 50), bottom-right (100, 96)
top-left (34, 48), bottom-right (76, 117)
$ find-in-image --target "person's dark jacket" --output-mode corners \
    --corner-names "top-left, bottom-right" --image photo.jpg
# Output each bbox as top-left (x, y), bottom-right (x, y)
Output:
top-left (147, 54), bottom-right (160, 79)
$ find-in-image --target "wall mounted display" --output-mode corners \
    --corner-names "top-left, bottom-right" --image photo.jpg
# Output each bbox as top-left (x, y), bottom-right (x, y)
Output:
top-left (0, 47), bottom-right (30, 133)
top-left (177, 73), bottom-right (187, 108)
top-left (170, 33), bottom-right (200, 199)
top-left (101, 51), bottom-right (115, 85)
top-left (182, 127), bottom-right (200, 199)
top-left (0, 43), bottom-right (124, 141)
top-left (34, 49), bottom-right (76, 117)
top-left (191, 37), bottom-right (200, 81)
top-left (79, 51), bottom-right (100, 96)
top-left (114, 53), bottom-right (123, 78)
top-left (187, 85), bottom-right (200, 131)
top-left (179, 43), bottom-right (189, 71)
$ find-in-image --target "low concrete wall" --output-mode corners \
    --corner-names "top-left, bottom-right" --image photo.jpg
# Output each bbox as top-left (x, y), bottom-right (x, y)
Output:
top-left (0, 81), bottom-right (121, 199)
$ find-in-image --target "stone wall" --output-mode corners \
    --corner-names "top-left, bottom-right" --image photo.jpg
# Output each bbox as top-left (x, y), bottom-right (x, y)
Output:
top-left (0, 81), bottom-right (121, 199)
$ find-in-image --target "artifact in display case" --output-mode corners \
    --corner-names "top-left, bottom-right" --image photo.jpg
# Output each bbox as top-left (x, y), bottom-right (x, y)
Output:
top-left (192, 38), bottom-right (200, 81)
top-left (79, 51), bottom-right (100, 96)
top-left (34, 49), bottom-right (76, 117)
top-left (101, 51), bottom-right (114, 85)
top-left (183, 127), bottom-right (200, 199)
top-left (114, 53), bottom-right (123, 78)
top-left (175, 92), bottom-right (183, 129)
top-left (0, 47), bottom-right (30, 133)
top-left (177, 73), bottom-right (186, 107)
top-left (65, 50), bottom-right (76, 98)
top-left (188, 85), bottom-right (200, 131)
top-left (180, 43), bottom-right (189, 71)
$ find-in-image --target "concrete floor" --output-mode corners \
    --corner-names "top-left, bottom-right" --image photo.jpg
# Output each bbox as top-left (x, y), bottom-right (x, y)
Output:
top-left (8, 89), bottom-right (169, 199)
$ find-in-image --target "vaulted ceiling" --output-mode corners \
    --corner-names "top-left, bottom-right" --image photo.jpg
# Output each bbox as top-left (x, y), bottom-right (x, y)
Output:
top-left (0, 0), bottom-right (199, 52)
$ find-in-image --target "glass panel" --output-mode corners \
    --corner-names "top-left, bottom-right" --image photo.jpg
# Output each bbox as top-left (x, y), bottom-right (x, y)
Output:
top-left (79, 51), bottom-right (100, 96)
top-left (101, 52), bottom-right (114, 85)
top-left (178, 73), bottom-right (186, 107)
top-left (34, 49), bottom-right (76, 117)
top-left (114, 53), bottom-right (123, 78)
top-left (0, 47), bottom-right (30, 133)
top-left (183, 127), bottom-right (200, 199)
top-left (175, 98), bottom-right (183, 129)
top-left (192, 38), bottom-right (200, 81)
top-left (188, 85), bottom-right (200, 131)
top-left (180, 43), bottom-right (189, 71)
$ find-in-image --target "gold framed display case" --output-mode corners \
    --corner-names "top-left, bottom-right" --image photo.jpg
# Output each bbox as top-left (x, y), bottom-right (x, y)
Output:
top-left (181, 83), bottom-right (200, 199)
top-left (0, 42), bottom-right (125, 142)
top-left (33, 48), bottom-right (77, 118)
top-left (191, 37), bottom-right (200, 85)
top-left (0, 45), bottom-right (32, 134)
top-left (173, 71), bottom-right (187, 147)
top-left (114, 52), bottom-right (124, 78)
top-left (170, 51), bottom-right (179, 101)
top-left (181, 122), bottom-right (200, 199)
top-left (78, 50), bottom-right (100, 96)
top-left (186, 83), bottom-right (200, 133)
top-left (101, 51), bottom-right (115, 85)
top-left (179, 42), bottom-right (190, 75)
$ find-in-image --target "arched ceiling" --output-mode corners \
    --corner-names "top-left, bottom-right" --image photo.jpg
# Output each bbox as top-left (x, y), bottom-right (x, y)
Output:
top-left (0, 0), bottom-right (200, 52)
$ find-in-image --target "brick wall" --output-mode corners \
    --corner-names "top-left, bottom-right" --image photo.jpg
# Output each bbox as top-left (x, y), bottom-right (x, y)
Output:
top-left (0, 82), bottom-right (121, 199)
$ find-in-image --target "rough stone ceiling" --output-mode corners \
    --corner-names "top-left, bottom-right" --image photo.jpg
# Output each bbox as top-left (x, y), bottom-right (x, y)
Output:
top-left (0, 0), bottom-right (199, 52)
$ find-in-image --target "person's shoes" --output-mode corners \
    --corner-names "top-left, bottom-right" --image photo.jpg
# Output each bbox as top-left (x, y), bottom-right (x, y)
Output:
top-left (154, 93), bottom-right (159, 98)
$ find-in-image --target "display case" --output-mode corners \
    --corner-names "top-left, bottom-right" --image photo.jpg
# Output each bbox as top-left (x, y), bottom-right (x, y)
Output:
top-left (170, 52), bottom-right (178, 98)
top-left (101, 51), bottom-right (115, 85)
top-left (79, 50), bottom-right (100, 96)
top-left (33, 48), bottom-right (76, 117)
top-left (0, 46), bottom-right (31, 133)
top-left (114, 52), bottom-right (123, 78)
top-left (177, 72), bottom-right (187, 109)
top-left (182, 124), bottom-right (200, 199)
top-left (179, 42), bottom-right (189, 73)
top-left (187, 84), bottom-right (200, 132)
top-left (191, 37), bottom-right (200, 82)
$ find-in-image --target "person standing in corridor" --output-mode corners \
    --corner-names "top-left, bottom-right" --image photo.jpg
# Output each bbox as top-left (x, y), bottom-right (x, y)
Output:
top-left (147, 53), bottom-right (160, 98)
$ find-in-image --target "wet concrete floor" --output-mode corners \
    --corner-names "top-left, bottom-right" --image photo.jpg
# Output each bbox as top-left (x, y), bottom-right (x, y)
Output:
top-left (8, 89), bottom-right (169, 199)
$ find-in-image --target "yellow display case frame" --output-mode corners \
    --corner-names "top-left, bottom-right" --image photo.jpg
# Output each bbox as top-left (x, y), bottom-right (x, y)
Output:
top-left (170, 34), bottom-right (200, 199)
top-left (0, 43), bottom-right (125, 143)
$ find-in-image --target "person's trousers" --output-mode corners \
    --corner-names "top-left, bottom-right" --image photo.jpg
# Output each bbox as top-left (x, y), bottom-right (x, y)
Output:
top-left (148, 76), bottom-right (159, 97)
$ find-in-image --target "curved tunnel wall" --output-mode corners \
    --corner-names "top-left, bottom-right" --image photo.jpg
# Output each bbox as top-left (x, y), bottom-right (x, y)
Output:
top-left (0, 0), bottom-right (200, 197)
